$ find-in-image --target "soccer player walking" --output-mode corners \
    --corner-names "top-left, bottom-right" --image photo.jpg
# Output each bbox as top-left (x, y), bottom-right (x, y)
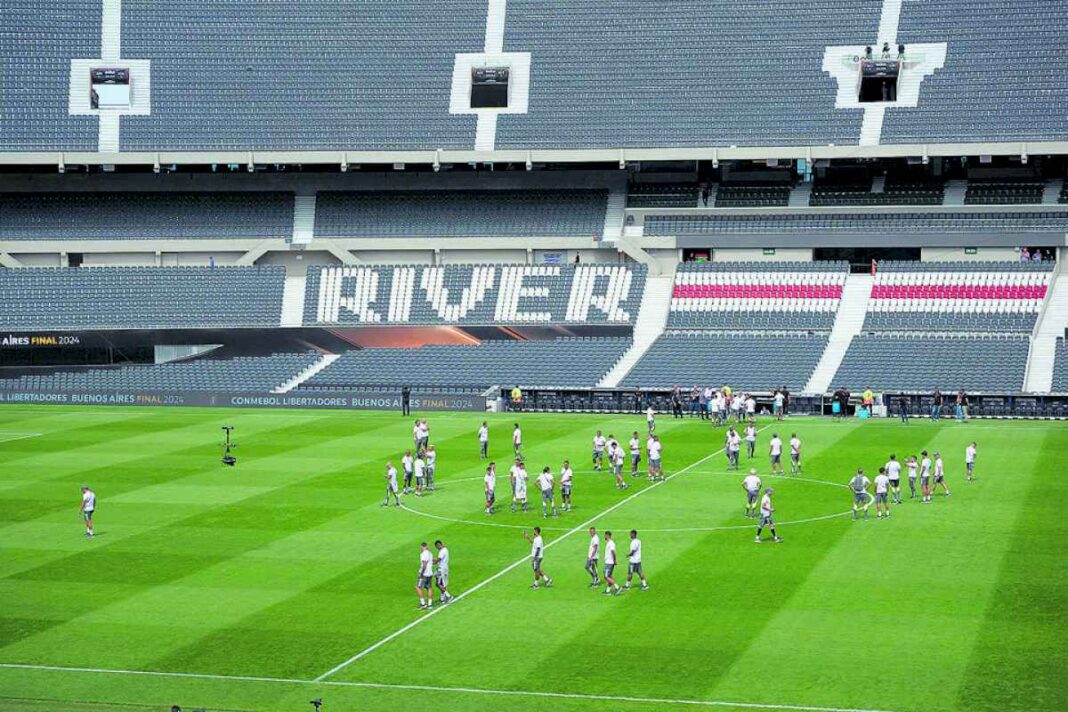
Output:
top-left (744, 421), bottom-right (757, 460)
top-left (425, 445), bottom-right (437, 491)
top-left (433, 540), bottom-right (453, 604)
top-left (414, 452), bottom-right (427, 497)
top-left (401, 450), bottom-right (414, 495)
top-left (625, 530), bottom-right (649, 591)
top-left (646, 405), bottom-right (656, 434)
top-left (512, 460), bottom-right (529, 512)
top-left (524, 527), bottom-right (553, 589)
top-left (965, 442), bottom-right (977, 482)
top-left (585, 527), bottom-right (600, 587)
top-left (512, 423), bottom-right (522, 456)
top-left (874, 467), bottom-right (892, 519)
top-left (932, 452), bottom-right (951, 497)
top-left (919, 450), bottom-right (932, 503)
top-left (789, 433), bottom-right (802, 475)
top-left (592, 430), bottom-right (607, 471)
top-left (743, 469), bottom-right (762, 518)
top-left (647, 434), bottom-right (664, 482)
top-left (79, 485), bottom-right (96, 538)
top-left (755, 488), bottom-right (783, 543)
top-left (383, 462), bottom-right (400, 507)
top-left (478, 421), bottom-right (489, 459)
top-left (536, 467), bottom-right (558, 518)
top-left (602, 530), bottom-right (621, 595)
top-left (610, 442), bottom-right (629, 489)
top-left (484, 463), bottom-right (497, 515)
top-left (769, 432), bottom-right (784, 475)
top-left (416, 542), bottom-right (434, 609)
top-left (560, 460), bottom-right (574, 512)
top-left (885, 454), bottom-right (902, 504)
top-left (629, 431), bottom-right (642, 476)
top-left (850, 468), bottom-right (872, 521)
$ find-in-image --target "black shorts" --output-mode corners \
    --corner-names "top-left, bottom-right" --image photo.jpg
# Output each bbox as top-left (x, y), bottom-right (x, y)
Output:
top-left (561, 484), bottom-right (572, 497)
top-left (628, 562), bottom-right (643, 576)
top-left (417, 575), bottom-right (433, 589)
top-left (888, 478), bottom-right (900, 488)
top-left (771, 454), bottom-right (781, 464)
top-left (532, 557), bottom-right (542, 571)
top-left (604, 563), bottom-right (616, 578)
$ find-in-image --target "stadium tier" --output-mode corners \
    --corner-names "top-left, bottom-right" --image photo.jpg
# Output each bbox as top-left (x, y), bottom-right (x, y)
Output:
top-left (832, 334), bottom-right (1030, 392)
top-left (0, 352), bottom-right (319, 392)
top-left (668, 261), bottom-right (847, 330)
top-left (622, 332), bottom-right (828, 391)
top-left (644, 211), bottom-right (1068, 235)
top-left (3, 1), bottom-right (1067, 153)
top-left (299, 338), bottom-right (631, 389)
top-left (0, 266), bottom-right (284, 329)
top-left (1054, 338), bottom-right (1068, 393)
top-left (863, 261), bottom-right (1053, 332)
top-left (626, 184), bottom-right (699, 208)
top-left (0, 192), bottom-right (294, 240)
top-left (315, 190), bottom-right (607, 238)
top-left (305, 264), bottom-right (646, 326)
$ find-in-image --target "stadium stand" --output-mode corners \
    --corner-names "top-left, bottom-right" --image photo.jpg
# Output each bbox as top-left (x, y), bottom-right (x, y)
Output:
top-left (833, 334), bottom-right (1030, 391)
top-left (809, 174), bottom-right (944, 206)
top-left (668, 261), bottom-right (847, 330)
top-left (715, 183), bottom-right (791, 208)
top-left (882, 0), bottom-right (1068, 144)
top-left (1, 2), bottom-right (99, 151)
top-left (0, 193), bottom-right (294, 240)
top-left (119, 0), bottom-right (484, 151)
top-left (299, 338), bottom-right (631, 390)
top-left (644, 211), bottom-right (1068, 235)
top-left (626, 184), bottom-right (699, 208)
top-left (621, 332), bottom-right (828, 391)
top-left (314, 190), bottom-right (607, 238)
top-left (0, 267), bottom-right (285, 329)
top-left (304, 264), bottom-right (646, 326)
top-left (964, 180), bottom-right (1044, 205)
top-left (0, 352), bottom-right (320, 393)
top-left (863, 261), bottom-right (1053, 333)
top-left (1053, 338), bottom-right (1068, 393)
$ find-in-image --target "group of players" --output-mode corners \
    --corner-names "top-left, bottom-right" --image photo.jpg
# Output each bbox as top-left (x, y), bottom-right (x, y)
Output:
top-left (845, 442), bottom-right (975, 520)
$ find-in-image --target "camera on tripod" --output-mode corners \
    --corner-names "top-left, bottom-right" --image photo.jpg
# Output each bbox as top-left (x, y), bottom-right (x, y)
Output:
top-left (221, 425), bottom-right (237, 466)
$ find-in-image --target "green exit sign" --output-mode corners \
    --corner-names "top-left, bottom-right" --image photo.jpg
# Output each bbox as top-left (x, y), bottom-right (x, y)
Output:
top-left (763, 248), bottom-right (776, 256)
top-left (965, 247), bottom-right (978, 255)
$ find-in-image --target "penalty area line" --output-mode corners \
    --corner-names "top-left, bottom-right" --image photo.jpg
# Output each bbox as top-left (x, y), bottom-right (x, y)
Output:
top-left (0, 662), bottom-right (898, 712)
top-left (313, 425), bottom-right (773, 681)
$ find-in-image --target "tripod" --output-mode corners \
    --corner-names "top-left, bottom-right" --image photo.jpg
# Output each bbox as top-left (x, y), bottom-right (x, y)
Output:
top-left (221, 425), bottom-right (237, 466)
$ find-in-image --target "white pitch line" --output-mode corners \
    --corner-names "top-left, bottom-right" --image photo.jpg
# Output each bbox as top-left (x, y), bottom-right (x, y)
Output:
top-left (314, 426), bottom-right (773, 681)
top-left (0, 432), bottom-right (43, 444)
top-left (0, 662), bottom-right (898, 712)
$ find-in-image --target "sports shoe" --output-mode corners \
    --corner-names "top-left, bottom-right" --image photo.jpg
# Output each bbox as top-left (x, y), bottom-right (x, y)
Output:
top-left (545, 578), bottom-right (553, 588)
top-left (754, 536), bottom-right (761, 543)
top-left (773, 536), bottom-right (783, 543)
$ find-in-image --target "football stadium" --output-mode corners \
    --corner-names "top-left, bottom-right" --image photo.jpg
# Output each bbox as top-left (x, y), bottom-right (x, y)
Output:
top-left (0, 1), bottom-right (1066, 711)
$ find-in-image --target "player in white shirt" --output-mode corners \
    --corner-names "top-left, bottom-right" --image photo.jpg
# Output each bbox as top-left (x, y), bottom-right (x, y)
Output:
top-left (425, 445), bottom-right (437, 491)
top-left (535, 467), bottom-right (558, 518)
top-left (559, 460), bottom-right (574, 512)
top-left (413, 420), bottom-right (423, 453)
top-left (906, 455), bottom-right (919, 499)
top-left (629, 431), bottom-right (642, 476)
top-left (609, 442), bottom-right (628, 489)
top-left (709, 391), bottom-right (722, 426)
top-left (592, 430), bottom-right (607, 471)
top-left (932, 452), bottom-right (951, 498)
top-left (416, 542), bottom-right (435, 609)
top-left (769, 433), bottom-right (784, 475)
top-left (484, 462), bottom-right (497, 515)
top-left (647, 435), bottom-right (664, 481)
top-left (850, 468), bottom-right (872, 520)
top-left (79, 485), bottom-right (96, 538)
top-left (478, 421), bottom-right (489, 459)
top-left (523, 527), bottom-right (553, 589)
top-left (512, 423), bottom-right (522, 456)
top-left (414, 455), bottom-right (427, 497)
top-left (433, 540), bottom-right (453, 604)
top-left (742, 469), bottom-right (762, 518)
top-left (965, 442), bottom-right (977, 482)
top-left (885, 454), bottom-right (902, 504)
top-left (511, 461), bottom-right (529, 512)
top-left (401, 450), bottom-right (414, 494)
top-left (731, 394), bottom-right (743, 423)
top-left (624, 529), bottom-right (649, 591)
top-left (724, 427), bottom-right (739, 470)
top-left (602, 530), bottom-right (621, 595)
top-left (383, 462), bottom-right (400, 507)
top-left (755, 488), bottom-right (783, 543)
top-left (585, 527), bottom-right (601, 587)
top-left (745, 395), bottom-right (756, 418)
top-left (919, 450), bottom-right (933, 503)
top-left (874, 467), bottom-right (892, 519)
top-left (744, 422), bottom-right (758, 460)
top-left (788, 434), bottom-right (802, 475)
top-left (773, 390), bottom-right (785, 421)
top-left (646, 405), bottom-right (656, 433)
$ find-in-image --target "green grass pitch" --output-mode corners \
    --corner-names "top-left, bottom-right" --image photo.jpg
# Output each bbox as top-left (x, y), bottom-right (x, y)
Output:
top-left (0, 404), bottom-right (1064, 712)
